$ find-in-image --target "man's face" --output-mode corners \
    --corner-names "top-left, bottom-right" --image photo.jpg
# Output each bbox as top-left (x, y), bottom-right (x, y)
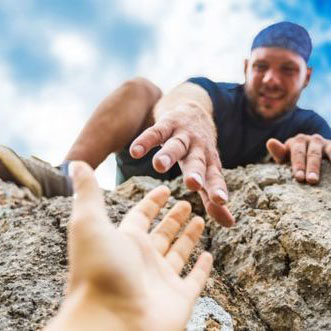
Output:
top-left (244, 47), bottom-right (311, 120)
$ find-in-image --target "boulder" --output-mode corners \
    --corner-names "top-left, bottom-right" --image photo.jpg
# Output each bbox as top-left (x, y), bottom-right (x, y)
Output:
top-left (1, 162), bottom-right (331, 330)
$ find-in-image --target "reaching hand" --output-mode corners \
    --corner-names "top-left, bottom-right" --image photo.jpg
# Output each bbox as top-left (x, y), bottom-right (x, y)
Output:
top-left (130, 106), bottom-right (235, 227)
top-left (267, 134), bottom-right (331, 184)
top-left (45, 161), bottom-right (213, 331)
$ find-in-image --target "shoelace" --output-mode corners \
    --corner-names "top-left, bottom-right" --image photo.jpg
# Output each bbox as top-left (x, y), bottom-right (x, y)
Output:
top-left (28, 157), bottom-right (65, 178)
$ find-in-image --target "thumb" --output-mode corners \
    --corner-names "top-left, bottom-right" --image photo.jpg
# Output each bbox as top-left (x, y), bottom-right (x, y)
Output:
top-left (67, 161), bottom-right (114, 290)
top-left (70, 161), bottom-right (108, 224)
top-left (266, 138), bottom-right (289, 164)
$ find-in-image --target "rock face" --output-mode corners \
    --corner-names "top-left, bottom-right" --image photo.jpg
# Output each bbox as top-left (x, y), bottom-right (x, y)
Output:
top-left (1, 162), bottom-right (331, 330)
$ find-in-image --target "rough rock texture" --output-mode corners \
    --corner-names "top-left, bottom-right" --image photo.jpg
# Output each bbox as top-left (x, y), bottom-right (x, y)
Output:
top-left (210, 161), bottom-right (331, 331)
top-left (1, 162), bottom-right (331, 330)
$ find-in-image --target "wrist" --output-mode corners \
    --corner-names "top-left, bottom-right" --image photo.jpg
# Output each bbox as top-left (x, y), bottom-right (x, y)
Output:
top-left (44, 286), bottom-right (147, 331)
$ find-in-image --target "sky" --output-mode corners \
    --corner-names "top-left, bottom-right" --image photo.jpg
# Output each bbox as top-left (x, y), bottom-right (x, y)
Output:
top-left (1, 0), bottom-right (330, 189)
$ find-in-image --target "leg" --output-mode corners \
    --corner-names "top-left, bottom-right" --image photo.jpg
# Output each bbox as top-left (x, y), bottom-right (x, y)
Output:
top-left (65, 77), bottom-right (162, 169)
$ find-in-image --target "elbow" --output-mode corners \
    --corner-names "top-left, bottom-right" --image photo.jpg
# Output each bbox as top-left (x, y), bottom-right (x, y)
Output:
top-left (121, 77), bottom-right (162, 103)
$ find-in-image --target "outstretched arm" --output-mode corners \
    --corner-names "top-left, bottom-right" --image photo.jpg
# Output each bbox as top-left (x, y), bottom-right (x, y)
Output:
top-left (130, 82), bottom-right (235, 227)
top-left (44, 161), bottom-right (212, 331)
top-left (65, 78), bottom-right (161, 169)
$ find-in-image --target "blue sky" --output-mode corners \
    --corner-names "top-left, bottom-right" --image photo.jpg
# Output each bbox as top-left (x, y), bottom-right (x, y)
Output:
top-left (1, 0), bottom-right (330, 188)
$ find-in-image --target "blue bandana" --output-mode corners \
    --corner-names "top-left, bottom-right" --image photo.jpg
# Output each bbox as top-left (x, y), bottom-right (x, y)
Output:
top-left (251, 22), bottom-right (312, 63)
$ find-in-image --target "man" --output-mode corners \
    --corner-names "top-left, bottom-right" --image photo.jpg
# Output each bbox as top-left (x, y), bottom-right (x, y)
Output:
top-left (1, 22), bottom-right (331, 226)
top-left (44, 161), bottom-right (212, 330)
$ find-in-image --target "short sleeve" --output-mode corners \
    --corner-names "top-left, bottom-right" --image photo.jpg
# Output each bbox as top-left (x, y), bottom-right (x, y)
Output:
top-left (187, 77), bottom-right (222, 114)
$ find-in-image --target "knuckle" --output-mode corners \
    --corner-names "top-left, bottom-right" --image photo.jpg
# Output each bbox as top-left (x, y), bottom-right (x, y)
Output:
top-left (307, 149), bottom-right (322, 158)
top-left (312, 133), bottom-right (322, 139)
top-left (152, 123), bottom-right (170, 142)
top-left (311, 134), bottom-right (324, 144)
top-left (208, 148), bottom-right (221, 161)
top-left (194, 154), bottom-right (207, 168)
top-left (184, 230), bottom-right (197, 245)
top-left (173, 135), bottom-right (190, 153)
top-left (207, 165), bottom-right (224, 181)
top-left (295, 133), bottom-right (307, 141)
top-left (185, 150), bottom-right (207, 167)
top-left (208, 150), bottom-right (222, 169)
top-left (291, 145), bottom-right (306, 157)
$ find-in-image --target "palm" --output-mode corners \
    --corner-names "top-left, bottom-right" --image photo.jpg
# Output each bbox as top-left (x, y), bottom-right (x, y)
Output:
top-left (66, 162), bottom-right (212, 331)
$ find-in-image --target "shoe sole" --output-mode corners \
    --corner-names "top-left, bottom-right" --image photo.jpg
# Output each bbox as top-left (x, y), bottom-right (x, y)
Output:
top-left (0, 146), bottom-right (42, 197)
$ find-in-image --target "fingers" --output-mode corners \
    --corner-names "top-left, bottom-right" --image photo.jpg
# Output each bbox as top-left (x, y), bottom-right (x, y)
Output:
top-left (305, 135), bottom-right (324, 184)
top-left (120, 185), bottom-right (171, 232)
top-left (166, 217), bottom-right (205, 274)
top-left (69, 161), bottom-right (110, 240)
top-left (181, 146), bottom-right (207, 191)
top-left (205, 162), bottom-right (228, 205)
top-left (130, 122), bottom-right (174, 159)
top-left (68, 161), bottom-right (113, 288)
top-left (153, 134), bottom-right (190, 173)
top-left (266, 138), bottom-right (289, 164)
top-left (288, 135), bottom-right (307, 182)
top-left (324, 141), bottom-right (331, 162)
top-left (287, 134), bottom-right (326, 184)
top-left (151, 201), bottom-right (192, 255)
top-left (184, 251), bottom-right (213, 301)
top-left (70, 161), bottom-right (107, 221)
top-left (199, 190), bottom-right (235, 227)
top-left (182, 147), bottom-right (232, 226)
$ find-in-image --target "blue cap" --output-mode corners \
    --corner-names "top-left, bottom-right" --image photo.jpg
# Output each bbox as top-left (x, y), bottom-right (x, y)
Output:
top-left (251, 22), bottom-right (312, 63)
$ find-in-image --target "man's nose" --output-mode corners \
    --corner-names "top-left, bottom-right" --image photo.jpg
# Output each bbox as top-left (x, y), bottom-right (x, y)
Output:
top-left (262, 69), bottom-right (281, 87)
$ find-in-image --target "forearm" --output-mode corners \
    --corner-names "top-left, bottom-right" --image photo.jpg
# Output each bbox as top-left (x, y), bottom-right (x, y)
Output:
top-left (152, 82), bottom-right (217, 144)
top-left (65, 78), bottom-right (161, 168)
top-left (153, 82), bottom-right (214, 120)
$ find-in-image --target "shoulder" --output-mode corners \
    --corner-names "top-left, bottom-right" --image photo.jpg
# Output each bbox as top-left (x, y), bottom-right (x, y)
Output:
top-left (187, 77), bottom-right (243, 110)
top-left (187, 77), bottom-right (241, 94)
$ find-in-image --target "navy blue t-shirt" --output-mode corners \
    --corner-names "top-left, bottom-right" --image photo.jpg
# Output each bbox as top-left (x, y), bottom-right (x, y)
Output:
top-left (188, 77), bottom-right (331, 168)
top-left (116, 77), bottom-right (331, 184)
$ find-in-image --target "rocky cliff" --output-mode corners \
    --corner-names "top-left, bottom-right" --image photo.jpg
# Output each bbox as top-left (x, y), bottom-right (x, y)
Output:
top-left (1, 162), bottom-right (331, 330)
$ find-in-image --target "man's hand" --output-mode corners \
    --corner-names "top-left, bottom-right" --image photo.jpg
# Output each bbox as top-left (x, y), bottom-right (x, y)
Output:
top-left (129, 84), bottom-right (235, 227)
top-left (267, 134), bottom-right (331, 184)
top-left (45, 161), bottom-right (213, 331)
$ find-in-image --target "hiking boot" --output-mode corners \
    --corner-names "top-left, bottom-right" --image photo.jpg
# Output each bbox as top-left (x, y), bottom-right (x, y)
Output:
top-left (0, 145), bottom-right (73, 198)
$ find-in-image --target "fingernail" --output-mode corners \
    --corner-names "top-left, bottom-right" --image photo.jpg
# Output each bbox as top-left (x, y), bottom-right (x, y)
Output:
top-left (158, 155), bottom-right (171, 169)
top-left (216, 189), bottom-right (228, 203)
top-left (307, 172), bottom-right (318, 182)
top-left (295, 170), bottom-right (305, 180)
top-left (132, 145), bottom-right (144, 156)
top-left (190, 173), bottom-right (203, 187)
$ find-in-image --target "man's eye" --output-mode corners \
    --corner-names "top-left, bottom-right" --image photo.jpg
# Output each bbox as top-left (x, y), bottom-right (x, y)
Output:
top-left (254, 64), bottom-right (268, 71)
top-left (282, 67), bottom-right (296, 74)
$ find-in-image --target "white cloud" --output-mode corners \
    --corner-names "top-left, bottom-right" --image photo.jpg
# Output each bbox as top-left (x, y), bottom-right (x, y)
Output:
top-left (0, 31), bottom-right (128, 190)
top-left (118, 0), bottom-right (174, 25)
top-left (50, 33), bottom-right (98, 69)
top-left (136, 0), bottom-right (278, 91)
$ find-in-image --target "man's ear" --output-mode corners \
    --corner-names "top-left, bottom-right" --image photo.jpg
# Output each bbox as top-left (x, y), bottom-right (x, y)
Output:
top-left (304, 67), bottom-right (312, 88)
top-left (244, 59), bottom-right (249, 76)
